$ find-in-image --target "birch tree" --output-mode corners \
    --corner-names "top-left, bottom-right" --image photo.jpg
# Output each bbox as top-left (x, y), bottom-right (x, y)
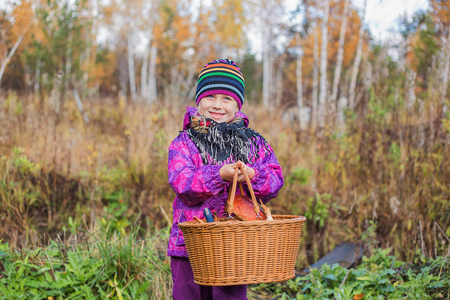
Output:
top-left (100, 0), bottom-right (151, 101)
top-left (430, 0), bottom-right (450, 116)
top-left (274, 55), bottom-right (285, 107)
top-left (0, 1), bottom-right (34, 85)
top-left (262, 25), bottom-right (272, 107)
top-left (140, 0), bottom-right (158, 103)
top-left (22, 0), bottom-right (90, 96)
top-left (330, 0), bottom-right (350, 104)
top-left (348, 0), bottom-right (367, 109)
top-left (311, 25), bottom-right (319, 129)
top-left (147, 45), bottom-right (158, 103)
top-left (81, 0), bottom-right (99, 96)
top-left (296, 33), bottom-right (305, 128)
top-left (140, 41), bottom-right (149, 100)
top-left (141, 39), bottom-right (158, 104)
top-left (250, 0), bottom-right (284, 107)
top-left (0, 31), bottom-right (28, 84)
top-left (318, 0), bottom-right (330, 127)
top-left (127, 31), bottom-right (138, 102)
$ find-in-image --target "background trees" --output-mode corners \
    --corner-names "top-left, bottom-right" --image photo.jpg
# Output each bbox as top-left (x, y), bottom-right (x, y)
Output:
top-left (0, 0), bottom-right (448, 265)
top-left (1, 0), bottom-right (445, 129)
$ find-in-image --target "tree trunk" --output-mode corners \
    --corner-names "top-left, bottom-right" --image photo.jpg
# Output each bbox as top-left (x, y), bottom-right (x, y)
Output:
top-left (296, 33), bottom-right (305, 129)
top-left (128, 32), bottom-right (138, 102)
top-left (405, 68), bottom-right (416, 111)
top-left (331, 0), bottom-right (349, 105)
top-left (0, 31), bottom-right (26, 85)
top-left (275, 56), bottom-right (285, 107)
top-left (311, 26), bottom-right (319, 129)
top-left (65, 30), bottom-right (73, 91)
top-left (318, 0), bottom-right (330, 127)
top-left (439, 35), bottom-right (450, 113)
top-left (141, 44), bottom-right (150, 101)
top-left (348, 0), bottom-right (367, 109)
top-left (82, 22), bottom-right (92, 96)
top-left (263, 25), bottom-right (271, 107)
top-left (147, 44), bottom-right (157, 104)
top-left (184, 56), bottom-right (200, 101)
top-left (34, 59), bottom-right (41, 94)
top-left (119, 56), bottom-right (128, 100)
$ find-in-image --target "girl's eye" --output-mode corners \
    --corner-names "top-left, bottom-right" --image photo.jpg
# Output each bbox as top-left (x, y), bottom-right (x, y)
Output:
top-left (223, 97), bottom-right (231, 101)
top-left (208, 95), bottom-right (214, 98)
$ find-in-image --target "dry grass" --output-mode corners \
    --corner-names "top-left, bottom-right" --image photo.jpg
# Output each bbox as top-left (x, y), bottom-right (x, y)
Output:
top-left (0, 91), bottom-right (449, 267)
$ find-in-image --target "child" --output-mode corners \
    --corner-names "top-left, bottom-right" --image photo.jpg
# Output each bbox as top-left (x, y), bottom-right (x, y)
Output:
top-left (167, 58), bottom-right (284, 300)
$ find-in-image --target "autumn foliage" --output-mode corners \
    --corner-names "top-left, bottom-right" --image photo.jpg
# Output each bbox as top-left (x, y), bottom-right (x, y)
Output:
top-left (0, 0), bottom-right (449, 267)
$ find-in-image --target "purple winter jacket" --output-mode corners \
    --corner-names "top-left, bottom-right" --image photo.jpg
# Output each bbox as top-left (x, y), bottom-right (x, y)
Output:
top-left (167, 106), bottom-right (284, 257)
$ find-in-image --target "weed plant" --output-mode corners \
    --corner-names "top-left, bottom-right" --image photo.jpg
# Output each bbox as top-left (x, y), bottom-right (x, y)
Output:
top-left (0, 225), bottom-right (172, 299)
top-left (251, 249), bottom-right (449, 299)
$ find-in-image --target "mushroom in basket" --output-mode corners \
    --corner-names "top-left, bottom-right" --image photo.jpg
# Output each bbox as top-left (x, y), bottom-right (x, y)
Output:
top-left (225, 161), bottom-right (274, 221)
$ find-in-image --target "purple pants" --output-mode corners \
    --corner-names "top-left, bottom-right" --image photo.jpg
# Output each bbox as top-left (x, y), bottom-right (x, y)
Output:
top-left (171, 257), bottom-right (248, 300)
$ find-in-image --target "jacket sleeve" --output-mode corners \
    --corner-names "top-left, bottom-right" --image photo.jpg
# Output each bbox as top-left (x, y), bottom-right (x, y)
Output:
top-left (246, 143), bottom-right (284, 204)
top-left (168, 133), bottom-right (228, 207)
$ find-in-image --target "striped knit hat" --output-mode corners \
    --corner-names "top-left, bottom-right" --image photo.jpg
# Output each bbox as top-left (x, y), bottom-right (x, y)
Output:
top-left (195, 59), bottom-right (245, 109)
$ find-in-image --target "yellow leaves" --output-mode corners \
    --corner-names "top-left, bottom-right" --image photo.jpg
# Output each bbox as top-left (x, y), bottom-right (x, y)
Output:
top-left (86, 145), bottom-right (99, 168)
top-left (3, 0), bottom-right (38, 51)
top-left (393, 280), bottom-right (404, 286)
top-left (89, 51), bottom-right (116, 89)
top-left (213, 0), bottom-right (247, 47)
top-left (107, 276), bottom-right (124, 300)
top-left (11, 0), bottom-right (34, 34)
top-left (101, 3), bottom-right (119, 25)
top-left (119, 97), bottom-right (126, 109)
top-left (356, 276), bottom-right (372, 281)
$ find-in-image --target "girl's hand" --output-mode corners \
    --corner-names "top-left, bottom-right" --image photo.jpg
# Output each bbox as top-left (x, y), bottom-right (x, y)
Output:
top-left (220, 161), bottom-right (255, 182)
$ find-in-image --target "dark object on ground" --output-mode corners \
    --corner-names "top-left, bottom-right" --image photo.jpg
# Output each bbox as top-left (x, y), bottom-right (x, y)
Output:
top-left (303, 242), bottom-right (363, 273)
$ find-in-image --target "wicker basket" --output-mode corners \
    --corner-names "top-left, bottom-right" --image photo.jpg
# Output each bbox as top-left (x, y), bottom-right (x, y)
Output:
top-left (178, 163), bottom-right (306, 286)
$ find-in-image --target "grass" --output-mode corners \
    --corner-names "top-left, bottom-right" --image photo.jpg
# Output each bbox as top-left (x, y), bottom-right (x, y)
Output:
top-left (0, 225), bottom-right (172, 300)
top-left (1, 227), bottom-right (448, 299)
top-left (0, 91), bottom-right (449, 266)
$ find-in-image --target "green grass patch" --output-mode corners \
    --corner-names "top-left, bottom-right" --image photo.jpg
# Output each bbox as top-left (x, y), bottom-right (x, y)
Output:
top-left (0, 226), bottom-right (172, 300)
top-left (251, 248), bottom-right (450, 299)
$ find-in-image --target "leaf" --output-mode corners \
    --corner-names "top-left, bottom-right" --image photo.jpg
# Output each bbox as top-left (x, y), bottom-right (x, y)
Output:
top-left (353, 293), bottom-right (364, 300)
top-left (116, 287), bottom-right (124, 300)
top-left (356, 276), bottom-right (372, 281)
top-left (324, 273), bottom-right (338, 281)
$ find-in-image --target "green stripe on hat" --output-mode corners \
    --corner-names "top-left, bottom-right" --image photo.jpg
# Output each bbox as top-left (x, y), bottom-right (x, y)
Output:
top-left (198, 72), bottom-right (245, 87)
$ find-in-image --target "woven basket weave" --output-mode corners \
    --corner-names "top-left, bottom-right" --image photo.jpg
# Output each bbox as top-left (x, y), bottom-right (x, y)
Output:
top-left (178, 163), bottom-right (306, 286)
top-left (178, 215), bottom-right (306, 286)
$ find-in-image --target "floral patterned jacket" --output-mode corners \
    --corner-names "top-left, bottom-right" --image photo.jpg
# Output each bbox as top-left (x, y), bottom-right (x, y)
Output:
top-left (167, 106), bottom-right (284, 257)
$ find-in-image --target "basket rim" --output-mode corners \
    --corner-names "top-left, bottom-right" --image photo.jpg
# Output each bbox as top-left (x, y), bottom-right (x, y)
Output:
top-left (178, 215), bottom-right (306, 229)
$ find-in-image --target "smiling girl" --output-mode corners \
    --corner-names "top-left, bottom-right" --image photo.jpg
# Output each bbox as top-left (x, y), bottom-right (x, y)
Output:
top-left (167, 59), bottom-right (284, 299)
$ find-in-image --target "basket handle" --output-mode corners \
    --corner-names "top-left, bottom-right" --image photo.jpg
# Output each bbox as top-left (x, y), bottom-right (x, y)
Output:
top-left (226, 162), bottom-right (260, 218)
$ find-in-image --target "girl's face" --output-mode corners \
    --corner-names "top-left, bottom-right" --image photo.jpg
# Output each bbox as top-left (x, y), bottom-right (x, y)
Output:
top-left (197, 94), bottom-right (239, 123)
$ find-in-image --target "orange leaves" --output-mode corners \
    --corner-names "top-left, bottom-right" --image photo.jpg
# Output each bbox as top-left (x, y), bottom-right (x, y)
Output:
top-left (9, 0), bottom-right (38, 46)
top-left (296, 0), bottom-right (367, 93)
top-left (430, 0), bottom-right (450, 36)
top-left (353, 293), bottom-right (364, 300)
top-left (11, 0), bottom-right (34, 34)
top-left (213, 0), bottom-right (247, 49)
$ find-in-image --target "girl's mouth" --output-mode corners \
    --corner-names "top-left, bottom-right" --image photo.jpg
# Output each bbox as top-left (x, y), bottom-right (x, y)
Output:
top-left (209, 112), bottom-right (224, 117)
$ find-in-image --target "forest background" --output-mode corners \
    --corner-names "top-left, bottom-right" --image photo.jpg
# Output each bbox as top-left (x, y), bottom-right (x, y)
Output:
top-left (0, 0), bottom-right (449, 299)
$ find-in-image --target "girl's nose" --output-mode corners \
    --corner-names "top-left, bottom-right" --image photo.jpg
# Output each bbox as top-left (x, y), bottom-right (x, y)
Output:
top-left (212, 98), bottom-right (223, 109)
